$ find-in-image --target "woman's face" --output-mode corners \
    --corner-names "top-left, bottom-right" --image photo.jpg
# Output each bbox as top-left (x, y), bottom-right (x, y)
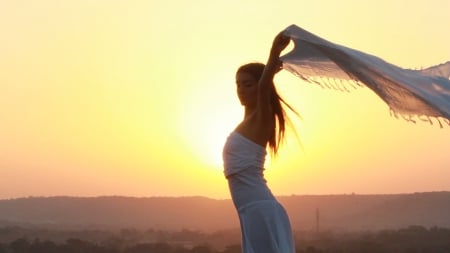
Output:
top-left (235, 72), bottom-right (258, 107)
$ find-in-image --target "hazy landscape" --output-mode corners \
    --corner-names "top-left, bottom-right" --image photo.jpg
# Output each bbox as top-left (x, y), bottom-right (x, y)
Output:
top-left (2, 0), bottom-right (450, 252)
top-left (1, 192), bottom-right (450, 252)
top-left (2, 192), bottom-right (450, 232)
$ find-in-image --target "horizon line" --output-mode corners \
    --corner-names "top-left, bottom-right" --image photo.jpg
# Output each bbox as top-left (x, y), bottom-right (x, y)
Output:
top-left (2, 190), bottom-right (450, 201)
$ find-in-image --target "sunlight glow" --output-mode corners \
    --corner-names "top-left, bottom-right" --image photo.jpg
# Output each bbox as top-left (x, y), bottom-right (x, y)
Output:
top-left (1, 0), bottom-right (449, 199)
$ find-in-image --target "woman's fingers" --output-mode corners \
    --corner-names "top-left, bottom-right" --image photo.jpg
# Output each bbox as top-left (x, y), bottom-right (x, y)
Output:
top-left (272, 32), bottom-right (291, 54)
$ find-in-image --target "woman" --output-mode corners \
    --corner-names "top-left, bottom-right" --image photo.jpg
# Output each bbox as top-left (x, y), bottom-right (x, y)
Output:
top-left (222, 32), bottom-right (296, 252)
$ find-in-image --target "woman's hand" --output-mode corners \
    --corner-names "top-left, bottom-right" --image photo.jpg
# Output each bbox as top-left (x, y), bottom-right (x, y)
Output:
top-left (270, 32), bottom-right (291, 57)
top-left (266, 31), bottom-right (290, 73)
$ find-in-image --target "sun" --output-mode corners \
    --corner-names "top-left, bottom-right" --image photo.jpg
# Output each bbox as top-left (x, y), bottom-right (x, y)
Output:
top-left (175, 79), bottom-right (243, 171)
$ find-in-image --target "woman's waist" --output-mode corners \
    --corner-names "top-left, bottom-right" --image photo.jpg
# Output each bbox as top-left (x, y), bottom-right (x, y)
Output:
top-left (223, 164), bottom-right (264, 177)
top-left (224, 165), bottom-right (265, 178)
top-left (230, 189), bottom-right (276, 210)
top-left (227, 176), bottom-right (275, 209)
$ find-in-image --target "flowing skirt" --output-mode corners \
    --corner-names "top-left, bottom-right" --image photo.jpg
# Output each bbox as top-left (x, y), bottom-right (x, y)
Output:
top-left (238, 199), bottom-right (295, 253)
top-left (227, 168), bottom-right (295, 253)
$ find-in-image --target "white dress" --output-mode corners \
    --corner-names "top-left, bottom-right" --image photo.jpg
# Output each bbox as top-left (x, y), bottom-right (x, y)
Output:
top-left (223, 131), bottom-right (295, 253)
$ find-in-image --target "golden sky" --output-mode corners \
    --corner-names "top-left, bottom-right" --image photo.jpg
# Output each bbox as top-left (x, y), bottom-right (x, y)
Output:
top-left (1, 0), bottom-right (450, 199)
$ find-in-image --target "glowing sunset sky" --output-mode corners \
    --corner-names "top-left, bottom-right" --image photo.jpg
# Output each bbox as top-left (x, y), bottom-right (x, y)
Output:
top-left (1, 0), bottom-right (449, 199)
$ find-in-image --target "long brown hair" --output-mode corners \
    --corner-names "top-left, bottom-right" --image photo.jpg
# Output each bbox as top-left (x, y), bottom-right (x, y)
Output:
top-left (237, 63), bottom-right (298, 155)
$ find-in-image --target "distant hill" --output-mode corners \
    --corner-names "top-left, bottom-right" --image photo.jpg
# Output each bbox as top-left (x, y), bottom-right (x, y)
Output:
top-left (1, 192), bottom-right (450, 232)
top-left (280, 192), bottom-right (450, 231)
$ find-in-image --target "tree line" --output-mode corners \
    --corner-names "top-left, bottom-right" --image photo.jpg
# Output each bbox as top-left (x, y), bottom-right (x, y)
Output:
top-left (0, 226), bottom-right (449, 253)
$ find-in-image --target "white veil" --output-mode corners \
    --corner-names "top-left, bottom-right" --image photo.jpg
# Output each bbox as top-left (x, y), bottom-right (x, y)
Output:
top-left (280, 25), bottom-right (450, 127)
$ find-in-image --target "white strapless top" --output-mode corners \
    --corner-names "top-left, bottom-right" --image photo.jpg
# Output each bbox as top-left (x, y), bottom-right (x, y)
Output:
top-left (222, 131), bottom-right (267, 177)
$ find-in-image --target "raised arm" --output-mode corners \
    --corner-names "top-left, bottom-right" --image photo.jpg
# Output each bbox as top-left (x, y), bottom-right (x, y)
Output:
top-left (256, 32), bottom-right (291, 119)
top-left (234, 32), bottom-right (291, 147)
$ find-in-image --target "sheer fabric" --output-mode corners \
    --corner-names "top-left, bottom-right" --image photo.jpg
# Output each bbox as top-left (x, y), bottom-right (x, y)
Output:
top-left (281, 24), bottom-right (450, 126)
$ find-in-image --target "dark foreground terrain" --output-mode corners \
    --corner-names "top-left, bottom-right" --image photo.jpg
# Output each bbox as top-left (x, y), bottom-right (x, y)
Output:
top-left (0, 226), bottom-right (450, 253)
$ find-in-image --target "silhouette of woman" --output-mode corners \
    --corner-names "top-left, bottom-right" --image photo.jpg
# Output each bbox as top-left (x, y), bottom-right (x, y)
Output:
top-left (223, 32), bottom-right (296, 252)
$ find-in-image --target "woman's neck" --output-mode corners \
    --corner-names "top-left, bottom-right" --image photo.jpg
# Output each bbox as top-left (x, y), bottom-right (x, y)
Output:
top-left (244, 106), bottom-right (256, 119)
